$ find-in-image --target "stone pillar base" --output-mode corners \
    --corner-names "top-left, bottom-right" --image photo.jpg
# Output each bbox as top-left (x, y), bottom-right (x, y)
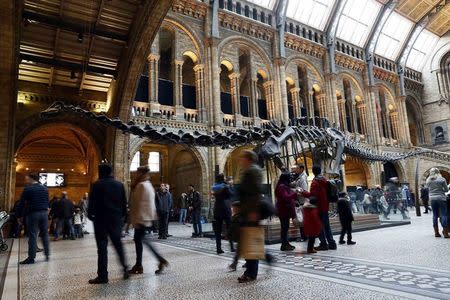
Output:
top-left (235, 114), bottom-right (243, 127)
top-left (149, 102), bottom-right (161, 117)
top-left (175, 105), bottom-right (186, 121)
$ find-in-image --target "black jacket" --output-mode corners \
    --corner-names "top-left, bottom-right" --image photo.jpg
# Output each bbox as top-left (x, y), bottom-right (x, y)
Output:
top-left (188, 190), bottom-right (202, 212)
top-left (420, 187), bottom-right (429, 201)
top-left (337, 198), bottom-right (354, 223)
top-left (155, 191), bottom-right (172, 213)
top-left (17, 183), bottom-right (49, 216)
top-left (88, 176), bottom-right (127, 221)
top-left (212, 183), bottom-right (232, 219)
top-left (59, 197), bottom-right (74, 219)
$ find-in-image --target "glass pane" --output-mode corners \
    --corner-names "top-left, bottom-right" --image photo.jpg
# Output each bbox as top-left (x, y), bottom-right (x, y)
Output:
top-left (375, 12), bottom-right (413, 60)
top-left (336, 0), bottom-right (381, 47)
top-left (405, 29), bottom-right (439, 71)
top-left (245, 0), bottom-right (278, 9)
top-left (286, 0), bottom-right (336, 30)
top-left (148, 152), bottom-right (160, 172)
top-left (130, 152), bottom-right (140, 171)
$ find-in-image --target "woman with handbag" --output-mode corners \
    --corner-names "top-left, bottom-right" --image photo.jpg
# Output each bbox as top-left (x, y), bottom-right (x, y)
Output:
top-left (275, 173), bottom-right (298, 251)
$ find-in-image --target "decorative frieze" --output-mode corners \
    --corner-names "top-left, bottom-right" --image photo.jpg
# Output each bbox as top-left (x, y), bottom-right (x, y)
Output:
top-left (171, 0), bottom-right (207, 20)
top-left (335, 53), bottom-right (365, 72)
top-left (219, 11), bottom-right (274, 42)
top-left (284, 35), bottom-right (326, 59)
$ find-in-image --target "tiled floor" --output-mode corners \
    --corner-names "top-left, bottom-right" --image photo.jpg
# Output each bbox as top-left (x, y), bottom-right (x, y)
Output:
top-left (11, 212), bottom-right (450, 299)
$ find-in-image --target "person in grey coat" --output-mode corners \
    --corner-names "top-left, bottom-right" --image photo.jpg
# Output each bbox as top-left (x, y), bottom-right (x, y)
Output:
top-left (425, 168), bottom-right (449, 238)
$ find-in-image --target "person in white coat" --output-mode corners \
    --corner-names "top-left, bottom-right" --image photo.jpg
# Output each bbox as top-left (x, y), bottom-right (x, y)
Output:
top-left (128, 166), bottom-right (168, 275)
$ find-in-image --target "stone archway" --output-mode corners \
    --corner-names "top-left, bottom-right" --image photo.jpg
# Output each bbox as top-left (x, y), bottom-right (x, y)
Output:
top-left (14, 123), bottom-right (101, 205)
top-left (344, 158), bottom-right (370, 188)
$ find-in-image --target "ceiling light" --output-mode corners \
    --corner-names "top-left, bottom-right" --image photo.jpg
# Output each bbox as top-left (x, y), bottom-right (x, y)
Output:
top-left (71, 169), bottom-right (74, 172)
top-left (57, 168), bottom-right (60, 171)
top-left (26, 168), bottom-right (29, 171)
top-left (41, 168), bottom-right (44, 171)
top-left (78, 32), bottom-right (83, 43)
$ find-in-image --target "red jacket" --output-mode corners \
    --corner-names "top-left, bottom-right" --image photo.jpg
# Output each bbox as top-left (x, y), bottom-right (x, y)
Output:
top-left (275, 184), bottom-right (297, 219)
top-left (302, 175), bottom-right (329, 213)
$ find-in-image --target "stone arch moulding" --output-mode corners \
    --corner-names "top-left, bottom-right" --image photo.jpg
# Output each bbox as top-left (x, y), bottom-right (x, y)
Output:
top-left (15, 114), bottom-right (104, 159)
top-left (285, 55), bottom-right (324, 86)
top-left (377, 83), bottom-right (397, 110)
top-left (15, 122), bottom-right (103, 173)
top-left (393, 161), bottom-right (407, 183)
top-left (338, 72), bottom-right (364, 101)
top-left (218, 35), bottom-right (274, 80)
top-left (220, 59), bottom-right (234, 72)
top-left (162, 17), bottom-right (205, 64)
top-left (429, 41), bottom-right (450, 71)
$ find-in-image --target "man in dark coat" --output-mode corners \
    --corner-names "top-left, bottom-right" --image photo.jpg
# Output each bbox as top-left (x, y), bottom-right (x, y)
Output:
top-left (237, 150), bottom-right (263, 283)
top-left (87, 164), bottom-right (129, 284)
top-left (17, 173), bottom-right (50, 264)
top-left (212, 173), bottom-right (233, 254)
top-left (188, 184), bottom-right (202, 237)
top-left (54, 192), bottom-right (75, 240)
top-left (420, 184), bottom-right (430, 214)
top-left (155, 184), bottom-right (172, 239)
top-left (337, 192), bottom-right (356, 245)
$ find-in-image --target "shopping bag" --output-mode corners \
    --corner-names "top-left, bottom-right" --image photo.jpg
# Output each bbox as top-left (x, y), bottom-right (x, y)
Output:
top-left (293, 207), bottom-right (303, 226)
top-left (239, 226), bottom-right (265, 260)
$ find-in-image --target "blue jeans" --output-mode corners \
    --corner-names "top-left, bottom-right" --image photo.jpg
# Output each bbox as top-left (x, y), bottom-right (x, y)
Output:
top-left (179, 208), bottom-right (187, 223)
top-left (318, 212), bottom-right (336, 247)
top-left (431, 200), bottom-right (448, 228)
top-left (55, 218), bottom-right (74, 238)
top-left (26, 210), bottom-right (50, 259)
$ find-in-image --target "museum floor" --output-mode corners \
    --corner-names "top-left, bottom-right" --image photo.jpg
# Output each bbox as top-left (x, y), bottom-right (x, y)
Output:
top-left (3, 212), bottom-right (450, 300)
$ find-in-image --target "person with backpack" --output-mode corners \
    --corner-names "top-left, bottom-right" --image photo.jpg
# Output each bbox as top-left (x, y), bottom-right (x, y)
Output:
top-left (301, 166), bottom-right (337, 251)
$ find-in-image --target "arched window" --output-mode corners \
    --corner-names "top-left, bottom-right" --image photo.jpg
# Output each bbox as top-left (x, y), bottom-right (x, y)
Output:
top-left (377, 89), bottom-right (389, 138)
top-left (148, 152), bottom-right (160, 172)
top-left (182, 56), bottom-right (197, 109)
top-left (238, 50), bottom-right (251, 117)
top-left (297, 65), bottom-right (308, 118)
top-left (158, 28), bottom-right (175, 106)
top-left (257, 73), bottom-right (267, 119)
top-left (130, 152), bottom-right (140, 171)
top-left (220, 63), bottom-right (233, 115)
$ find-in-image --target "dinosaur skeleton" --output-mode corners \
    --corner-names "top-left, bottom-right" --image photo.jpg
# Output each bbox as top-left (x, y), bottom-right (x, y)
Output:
top-left (40, 101), bottom-right (434, 176)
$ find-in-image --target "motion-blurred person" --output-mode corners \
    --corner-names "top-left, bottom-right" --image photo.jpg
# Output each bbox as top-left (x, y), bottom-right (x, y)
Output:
top-left (425, 168), bottom-right (449, 238)
top-left (212, 173), bottom-right (233, 254)
top-left (275, 173), bottom-right (298, 251)
top-left (87, 164), bottom-right (129, 284)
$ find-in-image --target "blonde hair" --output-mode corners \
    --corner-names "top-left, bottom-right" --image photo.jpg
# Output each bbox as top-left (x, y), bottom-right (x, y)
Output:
top-left (429, 168), bottom-right (441, 177)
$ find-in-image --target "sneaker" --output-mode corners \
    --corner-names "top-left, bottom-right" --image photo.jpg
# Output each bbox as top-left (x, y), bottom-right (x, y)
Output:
top-left (338, 240), bottom-right (346, 245)
top-left (217, 249), bottom-right (224, 254)
top-left (306, 249), bottom-right (317, 254)
top-left (280, 244), bottom-right (295, 251)
top-left (123, 269), bottom-right (130, 280)
top-left (347, 241), bottom-right (356, 245)
top-left (328, 244), bottom-right (337, 250)
top-left (19, 258), bottom-right (35, 265)
top-left (128, 265), bottom-right (144, 275)
top-left (228, 263), bottom-right (237, 271)
top-left (36, 247), bottom-right (43, 252)
top-left (88, 277), bottom-right (108, 284)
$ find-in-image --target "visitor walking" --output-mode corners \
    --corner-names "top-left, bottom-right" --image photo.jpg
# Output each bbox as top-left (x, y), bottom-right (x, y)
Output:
top-left (420, 184), bottom-right (430, 214)
top-left (337, 192), bottom-right (356, 245)
top-left (302, 166), bottom-right (337, 251)
top-left (179, 193), bottom-right (188, 224)
top-left (212, 173), bottom-right (233, 254)
top-left (54, 191), bottom-right (75, 240)
top-left (237, 150), bottom-right (263, 283)
top-left (188, 184), bottom-right (203, 237)
top-left (87, 163), bottom-right (129, 284)
top-left (17, 173), bottom-right (50, 264)
top-left (128, 166), bottom-right (168, 275)
top-left (425, 168), bottom-right (449, 238)
top-left (275, 173), bottom-right (297, 251)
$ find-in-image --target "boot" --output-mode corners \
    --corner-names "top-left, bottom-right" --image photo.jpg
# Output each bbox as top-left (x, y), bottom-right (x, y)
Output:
top-left (434, 226), bottom-right (442, 237)
top-left (443, 228), bottom-right (449, 239)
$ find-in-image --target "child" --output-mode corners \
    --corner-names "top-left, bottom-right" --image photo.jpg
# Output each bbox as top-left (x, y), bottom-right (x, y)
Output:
top-left (228, 201), bottom-right (241, 271)
top-left (73, 207), bottom-right (83, 239)
top-left (302, 197), bottom-right (321, 253)
top-left (337, 192), bottom-right (356, 245)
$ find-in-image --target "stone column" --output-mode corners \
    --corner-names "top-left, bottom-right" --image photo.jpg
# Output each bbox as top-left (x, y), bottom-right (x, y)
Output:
top-left (208, 38), bottom-right (222, 130)
top-left (389, 112), bottom-right (400, 141)
top-left (229, 72), bottom-right (242, 127)
top-left (324, 73), bottom-right (340, 126)
top-left (290, 87), bottom-right (301, 118)
top-left (397, 96), bottom-right (411, 147)
top-left (308, 91), bottom-right (315, 125)
top-left (173, 59), bottom-right (185, 120)
top-left (147, 54), bottom-right (160, 115)
top-left (318, 93), bottom-right (327, 120)
top-left (365, 87), bottom-right (382, 145)
top-left (0, 0), bottom-right (18, 210)
top-left (250, 77), bottom-right (260, 125)
top-left (274, 58), bottom-right (289, 122)
top-left (337, 98), bottom-right (346, 131)
top-left (263, 81), bottom-right (275, 120)
top-left (194, 64), bottom-right (206, 122)
top-left (357, 103), bottom-right (367, 136)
